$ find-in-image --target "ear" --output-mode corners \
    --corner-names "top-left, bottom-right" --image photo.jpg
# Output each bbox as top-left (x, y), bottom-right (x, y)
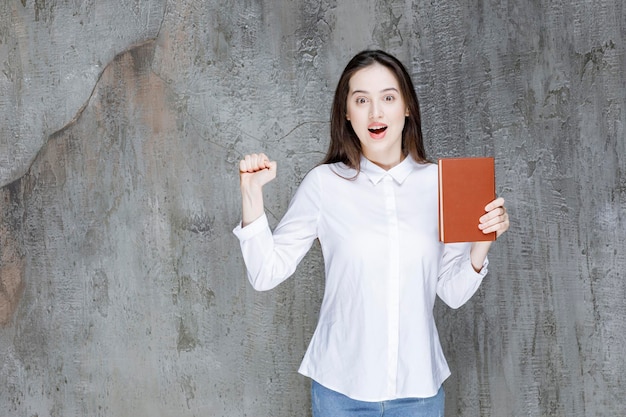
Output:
top-left (405, 108), bottom-right (409, 117)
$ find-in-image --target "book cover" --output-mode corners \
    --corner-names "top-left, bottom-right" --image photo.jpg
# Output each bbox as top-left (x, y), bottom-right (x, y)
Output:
top-left (438, 157), bottom-right (496, 243)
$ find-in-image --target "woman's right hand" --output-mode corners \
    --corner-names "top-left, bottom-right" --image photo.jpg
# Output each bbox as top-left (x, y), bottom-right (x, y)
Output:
top-left (239, 153), bottom-right (277, 190)
top-left (239, 153), bottom-right (277, 227)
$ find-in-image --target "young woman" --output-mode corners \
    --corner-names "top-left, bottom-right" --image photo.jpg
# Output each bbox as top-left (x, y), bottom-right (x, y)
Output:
top-left (233, 50), bottom-right (509, 417)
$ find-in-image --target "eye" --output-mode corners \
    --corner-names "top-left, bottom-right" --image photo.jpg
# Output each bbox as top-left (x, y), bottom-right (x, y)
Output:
top-left (384, 95), bottom-right (395, 102)
top-left (356, 97), bottom-right (368, 105)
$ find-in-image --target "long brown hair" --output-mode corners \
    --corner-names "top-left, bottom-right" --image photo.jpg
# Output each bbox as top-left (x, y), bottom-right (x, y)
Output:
top-left (321, 50), bottom-right (428, 172)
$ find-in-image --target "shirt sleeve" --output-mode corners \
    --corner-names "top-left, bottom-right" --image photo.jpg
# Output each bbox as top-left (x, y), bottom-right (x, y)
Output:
top-left (232, 169), bottom-right (321, 291)
top-left (436, 242), bottom-right (488, 309)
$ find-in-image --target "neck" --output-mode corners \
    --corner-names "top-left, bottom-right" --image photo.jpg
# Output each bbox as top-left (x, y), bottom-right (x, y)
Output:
top-left (364, 153), bottom-right (405, 171)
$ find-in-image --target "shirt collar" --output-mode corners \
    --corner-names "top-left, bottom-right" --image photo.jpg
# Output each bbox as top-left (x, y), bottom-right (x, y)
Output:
top-left (360, 155), bottom-right (418, 185)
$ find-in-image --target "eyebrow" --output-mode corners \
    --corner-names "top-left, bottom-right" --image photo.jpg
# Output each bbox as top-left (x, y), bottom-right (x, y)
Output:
top-left (350, 87), bottom-right (400, 96)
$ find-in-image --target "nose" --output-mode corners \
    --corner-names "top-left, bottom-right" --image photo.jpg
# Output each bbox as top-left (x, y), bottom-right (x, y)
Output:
top-left (369, 102), bottom-right (383, 119)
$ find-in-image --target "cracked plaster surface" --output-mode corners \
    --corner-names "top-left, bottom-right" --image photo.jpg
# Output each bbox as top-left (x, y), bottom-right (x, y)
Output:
top-left (0, 0), bottom-right (166, 187)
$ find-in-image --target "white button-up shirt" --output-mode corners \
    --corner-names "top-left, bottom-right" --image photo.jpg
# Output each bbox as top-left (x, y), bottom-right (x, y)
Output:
top-left (233, 156), bottom-right (488, 401)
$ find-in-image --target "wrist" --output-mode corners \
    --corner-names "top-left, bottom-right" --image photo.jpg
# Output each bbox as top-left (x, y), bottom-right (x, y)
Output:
top-left (470, 241), bottom-right (492, 272)
top-left (241, 183), bottom-right (265, 227)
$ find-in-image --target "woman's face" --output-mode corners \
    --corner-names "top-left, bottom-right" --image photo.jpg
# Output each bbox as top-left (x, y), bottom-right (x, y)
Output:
top-left (346, 63), bottom-right (408, 169)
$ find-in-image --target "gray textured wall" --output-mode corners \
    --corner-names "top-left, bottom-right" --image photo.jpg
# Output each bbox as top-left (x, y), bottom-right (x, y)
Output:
top-left (1, 0), bottom-right (624, 416)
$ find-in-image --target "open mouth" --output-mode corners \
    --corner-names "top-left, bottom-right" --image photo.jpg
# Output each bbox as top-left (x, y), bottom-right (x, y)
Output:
top-left (368, 126), bottom-right (388, 134)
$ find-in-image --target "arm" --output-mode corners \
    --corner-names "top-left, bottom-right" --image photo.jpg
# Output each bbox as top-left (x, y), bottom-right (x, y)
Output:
top-left (470, 197), bottom-right (510, 271)
top-left (437, 242), bottom-right (487, 309)
top-left (234, 154), bottom-right (320, 291)
top-left (437, 197), bottom-right (510, 308)
top-left (239, 153), bottom-right (277, 227)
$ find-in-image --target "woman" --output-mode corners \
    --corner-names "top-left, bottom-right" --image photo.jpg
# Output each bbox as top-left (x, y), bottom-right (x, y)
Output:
top-left (233, 50), bottom-right (509, 417)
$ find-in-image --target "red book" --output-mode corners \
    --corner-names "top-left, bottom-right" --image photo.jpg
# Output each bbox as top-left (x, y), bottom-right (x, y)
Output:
top-left (438, 157), bottom-right (496, 243)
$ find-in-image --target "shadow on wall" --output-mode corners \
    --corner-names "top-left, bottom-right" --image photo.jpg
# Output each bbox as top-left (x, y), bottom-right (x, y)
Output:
top-left (0, 181), bottom-right (25, 326)
top-left (0, 40), bottom-right (160, 327)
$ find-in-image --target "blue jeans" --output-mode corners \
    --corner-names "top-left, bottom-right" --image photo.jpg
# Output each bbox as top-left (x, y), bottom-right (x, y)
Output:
top-left (311, 380), bottom-right (445, 417)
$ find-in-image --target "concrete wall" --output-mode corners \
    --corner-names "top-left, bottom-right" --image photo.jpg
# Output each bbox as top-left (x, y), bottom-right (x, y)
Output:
top-left (1, 0), bottom-right (624, 416)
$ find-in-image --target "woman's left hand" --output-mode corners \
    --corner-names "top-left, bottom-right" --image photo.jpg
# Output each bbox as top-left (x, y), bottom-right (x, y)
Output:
top-left (478, 197), bottom-right (509, 238)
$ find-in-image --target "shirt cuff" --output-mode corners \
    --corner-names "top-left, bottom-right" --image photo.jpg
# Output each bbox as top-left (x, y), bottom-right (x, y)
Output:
top-left (232, 213), bottom-right (269, 241)
top-left (471, 256), bottom-right (489, 277)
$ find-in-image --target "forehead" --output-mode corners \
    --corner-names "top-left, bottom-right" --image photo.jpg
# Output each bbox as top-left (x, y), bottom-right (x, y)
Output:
top-left (348, 63), bottom-right (401, 92)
